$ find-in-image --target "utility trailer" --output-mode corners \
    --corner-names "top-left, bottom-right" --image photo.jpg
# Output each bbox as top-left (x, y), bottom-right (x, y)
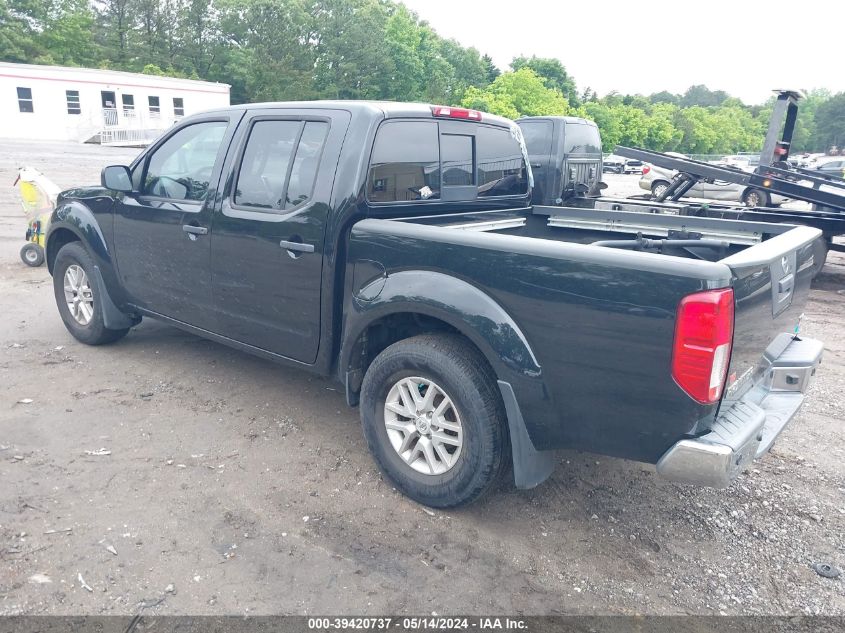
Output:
top-left (612, 90), bottom-right (845, 274)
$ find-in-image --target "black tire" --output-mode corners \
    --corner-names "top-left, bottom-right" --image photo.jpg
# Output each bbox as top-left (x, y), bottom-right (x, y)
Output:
top-left (53, 242), bottom-right (130, 345)
top-left (743, 188), bottom-right (771, 208)
top-left (20, 243), bottom-right (45, 267)
top-left (360, 334), bottom-right (509, 508)
top-left (810, 238), bottom-right (829, 279)
top-left (651, 180), bottom-right (670, 199)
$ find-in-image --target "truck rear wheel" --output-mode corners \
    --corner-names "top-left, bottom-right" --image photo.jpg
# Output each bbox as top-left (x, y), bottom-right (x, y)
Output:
top-left (359, 334), bottom-right (509, 508)
top-left (53, 242), bottom-right (130, 345)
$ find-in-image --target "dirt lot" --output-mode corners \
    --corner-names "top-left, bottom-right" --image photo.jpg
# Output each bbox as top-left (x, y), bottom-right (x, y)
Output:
top-left (0, 141), bottom-right (843, 616)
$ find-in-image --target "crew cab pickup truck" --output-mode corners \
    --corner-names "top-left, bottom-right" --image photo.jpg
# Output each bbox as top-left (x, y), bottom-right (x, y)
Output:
top-left (45, 101), bottom-right (823, 507)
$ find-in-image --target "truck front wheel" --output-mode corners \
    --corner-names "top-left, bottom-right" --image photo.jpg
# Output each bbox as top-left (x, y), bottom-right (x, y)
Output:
top-left (52, 242), bottom-right (130, 345)
top-left (359, 334), bottom-right (509, 508)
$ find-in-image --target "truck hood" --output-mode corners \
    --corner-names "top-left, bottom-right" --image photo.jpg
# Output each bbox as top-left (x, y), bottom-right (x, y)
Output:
top-left (58, 186), bottom-right (115, 202)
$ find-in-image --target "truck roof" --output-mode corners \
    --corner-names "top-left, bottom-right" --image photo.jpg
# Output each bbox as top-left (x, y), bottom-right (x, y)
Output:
top-left (517, 115), bottom-right (598, 127)
top-left (203, 100), bottom-right (517, 128)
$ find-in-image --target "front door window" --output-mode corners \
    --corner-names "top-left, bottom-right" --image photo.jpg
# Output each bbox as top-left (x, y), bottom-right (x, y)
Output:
top-left (142, 121), bottom-right (228, 201)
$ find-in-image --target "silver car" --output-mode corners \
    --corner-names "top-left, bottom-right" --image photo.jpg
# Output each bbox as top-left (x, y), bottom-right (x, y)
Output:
top-left (639, 156), bottom-right (791, 207)
top-left (815, 158), bottom-right (845, 177)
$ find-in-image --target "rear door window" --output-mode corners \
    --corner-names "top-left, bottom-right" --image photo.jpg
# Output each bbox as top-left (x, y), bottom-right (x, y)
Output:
top-left (234, 119), bottom-right (329, 211)
top-left (368, 121), bottom-right (440, 202)
top-left (518, 120), bottom-right (553, 157)
top-left (285, 122), bottom-right (329, 209)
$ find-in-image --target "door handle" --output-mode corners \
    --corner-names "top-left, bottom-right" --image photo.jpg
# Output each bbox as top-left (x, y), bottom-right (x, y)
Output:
top-left (182, 224), bottom-right (208, 236)
top-left (279, 239), bottom-right (314, 254)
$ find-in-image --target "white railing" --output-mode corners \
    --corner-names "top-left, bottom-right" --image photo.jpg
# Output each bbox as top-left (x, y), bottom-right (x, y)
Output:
top-left (90, 108), bottom-right (174, 146)
top-left (103, 108), bottom-right (118, 126)
top-left (99, 128), bottom-right (165, 146)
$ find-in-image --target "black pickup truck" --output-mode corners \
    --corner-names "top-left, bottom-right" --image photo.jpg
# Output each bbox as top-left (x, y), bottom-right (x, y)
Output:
top-left (46, 101), bottom-right (823, 507)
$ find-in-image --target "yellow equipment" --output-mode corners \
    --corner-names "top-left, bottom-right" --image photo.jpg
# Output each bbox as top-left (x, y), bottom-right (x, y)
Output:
top-left (15, 167), bottom-right (61, 267)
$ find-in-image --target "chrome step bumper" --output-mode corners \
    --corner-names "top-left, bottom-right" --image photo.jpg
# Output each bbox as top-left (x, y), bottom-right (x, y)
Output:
top-left (656, 336), bottom-right (823, 488)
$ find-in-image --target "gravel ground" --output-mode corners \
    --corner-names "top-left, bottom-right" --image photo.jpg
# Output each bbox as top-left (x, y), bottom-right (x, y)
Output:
top-left (0, 141), bottom-right (843, 616)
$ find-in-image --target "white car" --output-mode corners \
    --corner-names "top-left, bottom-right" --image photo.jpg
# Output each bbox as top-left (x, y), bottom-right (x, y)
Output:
top-left (639, 157), bottom-right (791, 207)
top-left (623, 159), bottom-right (644, 174)
top-left (602, 155), bottom-right (626, 174)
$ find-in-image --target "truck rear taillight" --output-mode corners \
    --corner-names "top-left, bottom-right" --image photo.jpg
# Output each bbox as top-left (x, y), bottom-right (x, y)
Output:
top-left (431, 106), bottom-right (482, 121)
top-left (642, 165), bottom-right (651, 175)
top-left (672, 289), bottom-right (734, 404)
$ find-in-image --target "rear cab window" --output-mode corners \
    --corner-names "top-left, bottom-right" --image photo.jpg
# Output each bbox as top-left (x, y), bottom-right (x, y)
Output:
top-left (562, 122), bottom-right (602, 155)
top-left (367, 117), bottom-right (529, 205)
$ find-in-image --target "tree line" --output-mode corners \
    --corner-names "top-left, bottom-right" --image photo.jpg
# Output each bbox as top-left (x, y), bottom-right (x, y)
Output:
top-left (1, 0), bottom-right (842, 153)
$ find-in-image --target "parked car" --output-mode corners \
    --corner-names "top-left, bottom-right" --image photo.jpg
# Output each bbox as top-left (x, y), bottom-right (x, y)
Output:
top-left (640, 160), bottom-right (792, 207)
top-left (623, 159), bottom-right (644, 174)
top-left (602, 154), bottom-right (626, 173)
top-left (814, 157), bottom-right (845, 176)
top-left (45, 100), bottom-right (822, 507)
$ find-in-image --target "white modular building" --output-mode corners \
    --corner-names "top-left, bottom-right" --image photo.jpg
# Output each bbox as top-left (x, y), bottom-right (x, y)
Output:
top-left (0, 62), bottom-right (230, 145)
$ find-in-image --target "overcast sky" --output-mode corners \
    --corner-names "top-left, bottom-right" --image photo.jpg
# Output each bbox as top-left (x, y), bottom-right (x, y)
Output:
top-left (399, 0), bottom-right (843, 105)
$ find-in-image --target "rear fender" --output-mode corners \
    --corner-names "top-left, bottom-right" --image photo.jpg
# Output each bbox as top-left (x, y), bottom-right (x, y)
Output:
top-left (345, 270), bottom-right (542, 381)
top-left (343, 270), bottom-right (553, 489)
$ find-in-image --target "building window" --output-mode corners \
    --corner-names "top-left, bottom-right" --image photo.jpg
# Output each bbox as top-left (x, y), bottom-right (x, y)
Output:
top-left (122, 94), bottom-right (135, 116)
top-left (148, 96), bottom-right (160, 117)
top-left (17, 87), bottom-right (33, 113)
top-left (66, 90), bottom-right (81, 115)
top-left (173, 97), bottom-right (184, 117)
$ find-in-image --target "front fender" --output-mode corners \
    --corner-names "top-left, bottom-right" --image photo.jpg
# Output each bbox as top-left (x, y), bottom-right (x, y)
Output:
top-left (45, 195), bottom-right (129, 315)
top-left (46, 198), bottom-right (113, 272)
top-left (344, 269), bottom-right (542, 381)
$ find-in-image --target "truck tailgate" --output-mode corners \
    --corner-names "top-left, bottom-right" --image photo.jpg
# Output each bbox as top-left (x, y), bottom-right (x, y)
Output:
top-left (720, 225), bottom-right (821, 404)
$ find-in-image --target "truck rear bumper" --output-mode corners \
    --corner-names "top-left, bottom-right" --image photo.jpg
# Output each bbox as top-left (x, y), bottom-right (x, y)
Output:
top-left (656, 336), bottom-right (823, 488)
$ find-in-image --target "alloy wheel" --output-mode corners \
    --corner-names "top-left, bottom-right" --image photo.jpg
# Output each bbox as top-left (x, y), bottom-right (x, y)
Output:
top-left (383, 377), bottom-right (463, 475)
top-left (63, 264), bottom-right (94, 325)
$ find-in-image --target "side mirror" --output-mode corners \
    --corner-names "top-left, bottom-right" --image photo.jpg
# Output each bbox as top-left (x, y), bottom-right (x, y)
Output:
top-left (101, 165), bottom-right (133, 193)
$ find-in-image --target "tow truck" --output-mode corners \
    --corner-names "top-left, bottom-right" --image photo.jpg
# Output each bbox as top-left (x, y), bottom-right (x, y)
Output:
top-left (613, 90), bottom-right (845, 275)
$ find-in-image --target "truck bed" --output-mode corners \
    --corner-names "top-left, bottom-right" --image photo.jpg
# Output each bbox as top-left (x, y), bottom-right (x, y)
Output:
top-left (349, 205), bottom-right (820, 463)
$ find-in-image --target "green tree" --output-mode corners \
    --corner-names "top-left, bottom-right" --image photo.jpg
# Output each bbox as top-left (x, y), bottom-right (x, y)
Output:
top-left (644, 103), bottom-right (680, 151)
top-left (813, 92), bottom-right (845, 152)
top-left (310, 0), bottom-right (391, 99)
top-left (381, 4), bottom-right (424, 100)
top-left (1, 0), bottom-right (46, 62)
top-left (580, 101), bottom-right (622, 150)
top-left (461, 68), bottom-right (568, 119)
top-left (680, 84), bottom-right (732, 108)
top-left (510, 55), bottom-right (577, 106)
top-left (649, 90), bottom-right (679, 105)
top-left (481, 53), bottom-right (499, 83)
top-left (218, 0), bottom-right (316, 102)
